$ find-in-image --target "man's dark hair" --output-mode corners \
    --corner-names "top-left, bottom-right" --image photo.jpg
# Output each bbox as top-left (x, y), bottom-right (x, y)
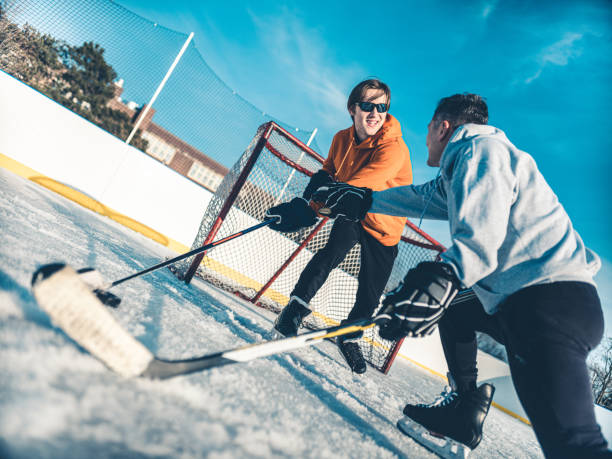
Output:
top-left (347, 78), bottom-right (391, 113)
top-left (433, 93), bottom-right (488, 127)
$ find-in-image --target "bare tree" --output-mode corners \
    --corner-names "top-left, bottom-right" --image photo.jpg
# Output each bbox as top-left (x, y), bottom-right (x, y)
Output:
top-left (0, 6), bottom-right (147, 151)
top-left (589, 337), bottom-right (612, 409)
top-left (1, 7), bottom-right (58, 82)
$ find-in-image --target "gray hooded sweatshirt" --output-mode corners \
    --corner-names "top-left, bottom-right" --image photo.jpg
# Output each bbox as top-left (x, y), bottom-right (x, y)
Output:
top-left (370, 124), bottom-right (600, 314)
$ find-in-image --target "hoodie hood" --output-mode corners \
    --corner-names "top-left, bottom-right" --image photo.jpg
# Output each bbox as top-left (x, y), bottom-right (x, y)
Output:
top-left (450, 123), bottom-right (508, 142)
top-left (440, 123), bottom-right (515, 169)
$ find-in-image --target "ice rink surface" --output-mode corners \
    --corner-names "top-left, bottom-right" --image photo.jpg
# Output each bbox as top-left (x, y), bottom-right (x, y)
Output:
top-left (0, 169), bottom-right (543, 458)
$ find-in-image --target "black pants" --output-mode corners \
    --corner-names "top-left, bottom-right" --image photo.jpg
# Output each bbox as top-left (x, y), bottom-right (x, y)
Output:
top-left (439, 282), bottom-right (608, 458)
top-left (291, 218), bottom-right (398, 321)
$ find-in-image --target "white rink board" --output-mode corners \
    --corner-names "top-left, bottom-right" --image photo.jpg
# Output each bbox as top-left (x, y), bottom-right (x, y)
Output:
top-left (0, 70), bottom-right (211, 246)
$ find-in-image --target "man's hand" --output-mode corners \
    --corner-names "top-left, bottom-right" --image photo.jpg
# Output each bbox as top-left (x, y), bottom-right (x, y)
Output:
top-left (377, 262), bottom-right (460, 340)
top-left (311, 183), bottom-right (373, 221)
top-left (265, 197), bottom-right (318, 233)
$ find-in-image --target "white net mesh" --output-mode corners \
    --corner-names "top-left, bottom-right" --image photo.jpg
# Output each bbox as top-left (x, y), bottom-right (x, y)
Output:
top-left (174, 122), bottom-right (445, 372)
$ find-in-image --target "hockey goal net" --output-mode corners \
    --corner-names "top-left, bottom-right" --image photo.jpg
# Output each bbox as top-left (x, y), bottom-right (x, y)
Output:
top-left (174, 121), bottom-right (445, 373)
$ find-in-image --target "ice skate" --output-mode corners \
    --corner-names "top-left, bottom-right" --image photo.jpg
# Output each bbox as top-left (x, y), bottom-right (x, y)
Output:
top-left (271, 297), bottom-right (311, 338)
top-left (398, 383), bottom-right (495, 458)
top-left (337, 338), bottom-right (367, 374)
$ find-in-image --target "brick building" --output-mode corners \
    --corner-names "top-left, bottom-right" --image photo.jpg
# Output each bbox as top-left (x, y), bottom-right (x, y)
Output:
top-left (108, 80), bottom-right (228, 191)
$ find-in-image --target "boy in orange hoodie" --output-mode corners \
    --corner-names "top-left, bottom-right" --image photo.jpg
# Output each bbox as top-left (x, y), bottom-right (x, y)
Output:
top-left (265, 79), bottom-right (412, 373)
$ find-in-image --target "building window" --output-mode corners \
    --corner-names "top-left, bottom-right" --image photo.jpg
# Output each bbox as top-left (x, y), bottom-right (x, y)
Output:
top-left (188, 162), bottom-right (222, 190)
top-left (142, 131), bottom-right (176, 164)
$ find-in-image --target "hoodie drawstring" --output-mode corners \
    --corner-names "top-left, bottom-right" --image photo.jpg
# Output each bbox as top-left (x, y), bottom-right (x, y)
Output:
top-left (418, 168), bottom-right (442, 229)
top-left (334, 137), bottom-right (354, 180)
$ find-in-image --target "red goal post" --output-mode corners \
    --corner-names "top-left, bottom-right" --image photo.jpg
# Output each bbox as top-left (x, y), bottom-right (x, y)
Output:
top-left (174, 121), bottom-right (445, 373)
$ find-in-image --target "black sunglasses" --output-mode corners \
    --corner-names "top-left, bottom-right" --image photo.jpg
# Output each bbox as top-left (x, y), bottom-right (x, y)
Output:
top-left (356, 101), bottom-right (388, 113)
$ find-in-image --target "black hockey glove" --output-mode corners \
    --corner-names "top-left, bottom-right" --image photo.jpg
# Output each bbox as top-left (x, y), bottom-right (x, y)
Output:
top-left (265, 197), bottom-right (317, 233)
top-left (377, 262), bottom-right (460, 340)
top-left (303, 170), bottom-right (334, 201)
top-left (311, 183), bottom-right (373, 221)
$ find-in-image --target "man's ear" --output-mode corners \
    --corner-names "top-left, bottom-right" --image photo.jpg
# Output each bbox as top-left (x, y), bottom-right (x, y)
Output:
top-left (348, 105), bottom-right (355, 118)
top-left (440, 120), bottom-right (454, 141)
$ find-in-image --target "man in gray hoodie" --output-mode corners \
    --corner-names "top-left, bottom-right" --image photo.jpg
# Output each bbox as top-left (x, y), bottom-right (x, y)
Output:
top-left (311, 94), bottom-right (608, 458)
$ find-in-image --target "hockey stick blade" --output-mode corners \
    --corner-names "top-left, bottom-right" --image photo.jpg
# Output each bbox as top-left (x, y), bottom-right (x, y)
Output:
top-left (31, 263), bottom-right (378, 379)
top-left (397, 417), bottom-right (471, 458)
top-left (32, 263), bottom-right (154, 377)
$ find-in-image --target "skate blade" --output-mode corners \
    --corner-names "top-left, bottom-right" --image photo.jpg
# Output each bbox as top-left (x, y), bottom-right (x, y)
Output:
top-left (397, 416), bottom-right (471, 458)
top-left (266, 328), bottom-right (286, 340)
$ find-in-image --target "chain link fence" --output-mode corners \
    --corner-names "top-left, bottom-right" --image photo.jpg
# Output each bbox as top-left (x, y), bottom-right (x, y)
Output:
top-left (0, 0), bottom-right (321, 190)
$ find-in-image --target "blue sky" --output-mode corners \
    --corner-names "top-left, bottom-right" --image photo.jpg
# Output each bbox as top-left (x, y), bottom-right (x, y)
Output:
top-left (113, 0), bottom-right (612, 332)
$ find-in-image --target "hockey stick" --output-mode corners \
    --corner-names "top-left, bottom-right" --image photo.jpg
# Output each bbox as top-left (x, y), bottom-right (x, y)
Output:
top-left (82, 218), bottom-right (277, 307)
top-left (32, 263), bottom-right (381, 379)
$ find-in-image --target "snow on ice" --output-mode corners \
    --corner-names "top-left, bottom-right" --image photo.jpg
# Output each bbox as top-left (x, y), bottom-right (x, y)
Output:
top-left (0, 169), bottom-right (544, 458)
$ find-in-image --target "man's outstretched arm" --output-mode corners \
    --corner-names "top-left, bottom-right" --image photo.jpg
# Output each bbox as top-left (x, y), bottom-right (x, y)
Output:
top-left (370, 177), bottom-right (448, 220)
top-left (313, 177), bottom-right (448, 221)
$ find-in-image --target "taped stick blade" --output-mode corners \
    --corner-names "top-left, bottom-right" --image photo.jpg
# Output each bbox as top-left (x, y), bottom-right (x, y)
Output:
top-left (31, 263), bottom-right (153, 377)
top-left (75, 267), bottom-right (106, 289)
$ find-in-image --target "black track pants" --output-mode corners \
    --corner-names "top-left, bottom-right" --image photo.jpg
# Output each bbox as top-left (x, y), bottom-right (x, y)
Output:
top-left (439, 282), bottom-right (608, 458)
top-left (291, 218), bottom-right (398, 320)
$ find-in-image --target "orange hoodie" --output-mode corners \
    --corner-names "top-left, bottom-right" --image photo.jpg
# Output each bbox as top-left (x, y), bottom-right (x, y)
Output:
top-left (321, 114), bottom-right (412, 246)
